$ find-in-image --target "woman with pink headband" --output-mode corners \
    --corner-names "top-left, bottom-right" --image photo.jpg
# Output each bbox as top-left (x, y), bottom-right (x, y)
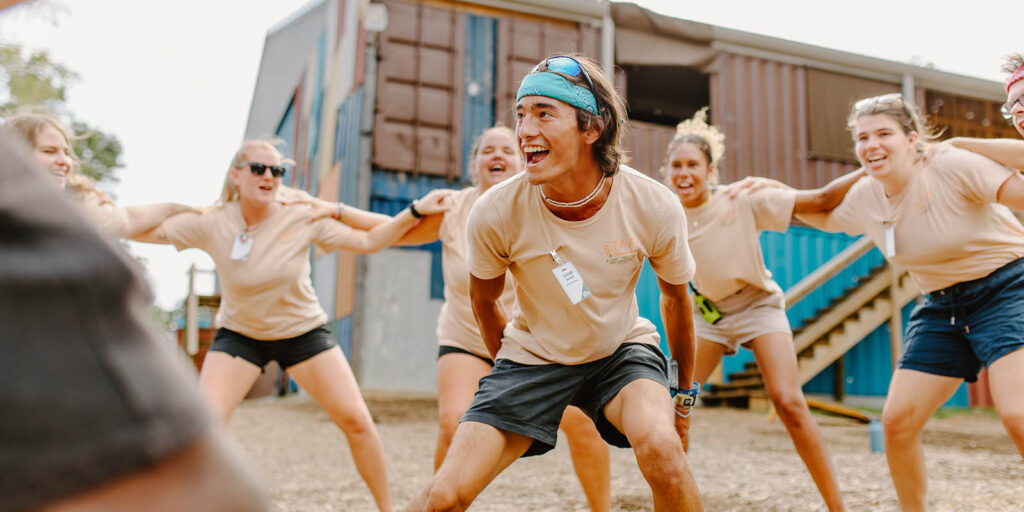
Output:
top-left (947, 52), bottom-right (1024, 168)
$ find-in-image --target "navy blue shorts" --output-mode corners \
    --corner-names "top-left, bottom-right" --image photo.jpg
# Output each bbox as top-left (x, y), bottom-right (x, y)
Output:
top-left (461, 342), bottom-right (670, 457)
top-left (900, 257), bottom-right (1024, 382)
top-left (210, 325), bottom-right (336, 370)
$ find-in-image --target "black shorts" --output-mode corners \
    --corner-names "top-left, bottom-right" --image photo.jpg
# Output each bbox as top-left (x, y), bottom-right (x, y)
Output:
top-left (461, 342), bottom-right (670, 457)
top-left (211, 325), bottom-right (336, 370)
top-left (438, 345), bottom-right (494, 366)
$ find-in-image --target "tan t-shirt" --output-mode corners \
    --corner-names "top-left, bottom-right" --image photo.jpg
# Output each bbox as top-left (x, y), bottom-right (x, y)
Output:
top-left (77, 193), bottom-right (129, 238)
top-left (799, 146), bottom-right (1024, 293)
top-left (685, 187), bottom-right (796, 301)
top-left (467, 166), bottom-right (696, 365)
top-left (437, 186), bottom-right (516, 357)
top-left (154, 202), bottom-right (355, 340)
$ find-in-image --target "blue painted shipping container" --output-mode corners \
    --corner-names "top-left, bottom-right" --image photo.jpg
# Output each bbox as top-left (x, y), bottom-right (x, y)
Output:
top-left (635, 226), bottom-right (968, 406)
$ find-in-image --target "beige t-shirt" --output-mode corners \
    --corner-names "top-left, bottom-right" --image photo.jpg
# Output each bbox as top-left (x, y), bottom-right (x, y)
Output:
top-left (685, 187), bottom-right (796, 301)
top-left (437, 187), bottom-right (516, 357)
top-left (154, 202), bottom-right (355, 340)
top-left (77, 193), bottom-right (129, 238)
top-left (800, 146), bottom-right (1024, 293)
top-left (468, 166), bottom-right (696, 365)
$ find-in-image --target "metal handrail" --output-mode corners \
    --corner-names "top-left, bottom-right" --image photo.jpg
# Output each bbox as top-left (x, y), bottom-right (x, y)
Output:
top-left (783, 236), bottom-right (875, 309)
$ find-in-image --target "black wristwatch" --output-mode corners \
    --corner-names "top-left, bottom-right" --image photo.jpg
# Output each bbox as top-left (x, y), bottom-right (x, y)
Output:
top-left (409, 199), bottom-right (424, 219)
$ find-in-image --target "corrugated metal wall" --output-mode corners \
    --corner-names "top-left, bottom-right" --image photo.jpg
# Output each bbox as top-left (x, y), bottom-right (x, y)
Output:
top-left (493, 15), bottom-right (601, 127)
top-left (461, 14), bottom-right (497, 182)
top-left (373, 0), bottom-right (464, 178)
top-left (329, 87), bottom-right (365, 356)
top-left (710, 54), bottom-right (860, 188)
top-left (620, 120), bottom-right (675, 180)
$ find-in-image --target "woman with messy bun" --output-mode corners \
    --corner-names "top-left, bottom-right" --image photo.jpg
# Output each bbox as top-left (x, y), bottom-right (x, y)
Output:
top-left (664, 107), bottom-right (863, 512)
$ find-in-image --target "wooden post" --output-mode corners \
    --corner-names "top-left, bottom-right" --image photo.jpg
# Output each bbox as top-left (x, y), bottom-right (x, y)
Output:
top-left (888, 263), bottom-right (903, 370)
top-left (185, 264), bottom-right (199, 356)
top-left (833, 357), bottom-right (846, 402)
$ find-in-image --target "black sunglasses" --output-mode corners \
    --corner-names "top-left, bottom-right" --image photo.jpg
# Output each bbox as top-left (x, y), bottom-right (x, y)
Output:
top-left (532, 56), bottom-right (603, 115)
top-left (242, 162), bottom-right (286, 178)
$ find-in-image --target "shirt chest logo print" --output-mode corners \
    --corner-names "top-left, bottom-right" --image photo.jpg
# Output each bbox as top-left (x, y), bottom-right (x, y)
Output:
top-left (604, 238), bottom-right (639, 264)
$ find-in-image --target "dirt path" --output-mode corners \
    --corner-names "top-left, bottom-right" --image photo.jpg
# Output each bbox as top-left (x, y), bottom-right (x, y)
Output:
top-left (227, 393), bottom-right (1021, 511)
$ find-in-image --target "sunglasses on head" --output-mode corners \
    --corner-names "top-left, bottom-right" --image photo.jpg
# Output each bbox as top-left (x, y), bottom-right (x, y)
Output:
top-left (532, 56), bottom-right (603, 115)
top-left (242, 162), bottom-right (286, 178)
top-left (854, 93), bottom-right (911, 118)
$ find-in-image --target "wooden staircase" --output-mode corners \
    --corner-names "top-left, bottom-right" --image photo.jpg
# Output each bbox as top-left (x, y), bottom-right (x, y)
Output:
top-left (702, 238), bottom-right (921, 408)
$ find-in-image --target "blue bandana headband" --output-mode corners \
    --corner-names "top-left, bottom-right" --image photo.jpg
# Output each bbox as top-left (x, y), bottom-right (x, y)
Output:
top-left (516, 72), bottom-right (600, 116)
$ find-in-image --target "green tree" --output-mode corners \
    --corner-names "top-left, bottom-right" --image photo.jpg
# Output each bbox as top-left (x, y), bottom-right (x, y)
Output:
top-left (0, 44), bottom-right (124, 185)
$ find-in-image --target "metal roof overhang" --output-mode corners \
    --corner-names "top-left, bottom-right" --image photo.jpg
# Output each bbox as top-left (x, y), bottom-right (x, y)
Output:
top-left (244, 0), bottom-right (329, 139)
top-left (460, 0), bottom-right (608, 23)
top-left (612, 2), bottom-right (1004, 102)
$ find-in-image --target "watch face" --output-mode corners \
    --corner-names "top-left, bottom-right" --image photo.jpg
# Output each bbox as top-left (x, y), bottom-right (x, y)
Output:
top-left (674, 394), bottom-right (696, 408)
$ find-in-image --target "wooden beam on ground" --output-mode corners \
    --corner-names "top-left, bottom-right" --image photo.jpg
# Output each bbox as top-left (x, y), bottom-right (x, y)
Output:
top-left (806, 397), bottom-right (871, 424)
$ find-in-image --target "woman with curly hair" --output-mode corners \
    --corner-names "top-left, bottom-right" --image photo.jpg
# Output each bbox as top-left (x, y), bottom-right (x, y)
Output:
top-left (664, 108), bottom-right (863, 511)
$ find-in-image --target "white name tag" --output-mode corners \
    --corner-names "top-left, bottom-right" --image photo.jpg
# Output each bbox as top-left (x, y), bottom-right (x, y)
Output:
top-left (552, 261), bottom-right (591, 305)
top-left (884, 225), bottom-right (895, 258)
top-left (231, 233), bottom-right (253, 261)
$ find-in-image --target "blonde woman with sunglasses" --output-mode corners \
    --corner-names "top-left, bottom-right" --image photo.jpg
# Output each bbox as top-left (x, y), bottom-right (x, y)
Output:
top-left (134, 139), bottom-right (452, 512)
top-left (794, 93), bottom-right (1024, 511)
top-left (1, 112), bottom-right (195, 237)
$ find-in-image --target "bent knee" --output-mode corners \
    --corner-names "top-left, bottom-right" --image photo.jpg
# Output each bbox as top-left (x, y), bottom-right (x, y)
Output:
top-left (881, 406), bottom-right (921, 440)
top-left (329, 408), bottom-right (376, 435)
top-left (769, 390), bottom-right (807, 419)
top-left (424, 485), bottom-right (472, 512)
top-left (438, 415), bottom-right (461, 441)
top-left (631, 428), bottom-right (684, 462)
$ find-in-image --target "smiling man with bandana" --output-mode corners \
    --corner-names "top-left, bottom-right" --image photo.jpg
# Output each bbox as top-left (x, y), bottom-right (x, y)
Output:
top-left (405, 54), bottom-right (703, 512)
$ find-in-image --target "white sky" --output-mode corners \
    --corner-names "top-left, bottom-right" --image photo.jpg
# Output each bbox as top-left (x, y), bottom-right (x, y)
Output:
top-left (1, 0), bottom-right (1018, 310)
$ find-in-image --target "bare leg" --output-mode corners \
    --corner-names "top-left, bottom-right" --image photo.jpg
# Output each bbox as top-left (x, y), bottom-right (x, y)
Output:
top-left (559, 406), bottom-right (611, 512)
top-left (986, 347), bottom-right (1024, 457)
top-left (433, 354), bottom-right (492, 471)
top-left (692, 338), bottom-right (728, 386)
top-left (405, 421), bottom-right (533, 512)
top-left (604, 379), bottom-right (702, 512)
top-left (44, 431), bottom-right (267, 512)
top-left (287, 347), bottom-right (392, 512)
top-left (750, 333), bottom-right (844, 511)
top-left (197, 352), bottom-right (263, 423)
top-left (882, 369), bottom-right (962, 512)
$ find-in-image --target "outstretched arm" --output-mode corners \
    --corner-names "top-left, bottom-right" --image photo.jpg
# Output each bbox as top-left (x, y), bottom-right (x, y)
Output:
top-left (122, 203), bottom-right (196, 238)
top-left (792, 168), bottom-right (865, 214)
top-left (470, 274), bottom-right (508, 360)
top-left (947, 137), bottom-right (1024, 171)
top-left (292, 194), bottom-right (393, 230)
top-left (341, 188), bottom-right (453, 253)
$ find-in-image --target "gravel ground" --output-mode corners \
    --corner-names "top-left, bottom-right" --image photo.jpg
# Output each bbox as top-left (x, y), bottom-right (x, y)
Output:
top-left (227, 393), bottom-right (1022, 511)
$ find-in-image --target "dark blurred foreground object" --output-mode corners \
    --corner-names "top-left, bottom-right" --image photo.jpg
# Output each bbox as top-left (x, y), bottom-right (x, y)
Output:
top-left (0, 132), bottom-right (267, 511)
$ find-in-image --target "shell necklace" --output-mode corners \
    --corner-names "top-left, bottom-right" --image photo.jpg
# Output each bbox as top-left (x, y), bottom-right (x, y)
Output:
top-left (540, 175), bottom-right (606, 208)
